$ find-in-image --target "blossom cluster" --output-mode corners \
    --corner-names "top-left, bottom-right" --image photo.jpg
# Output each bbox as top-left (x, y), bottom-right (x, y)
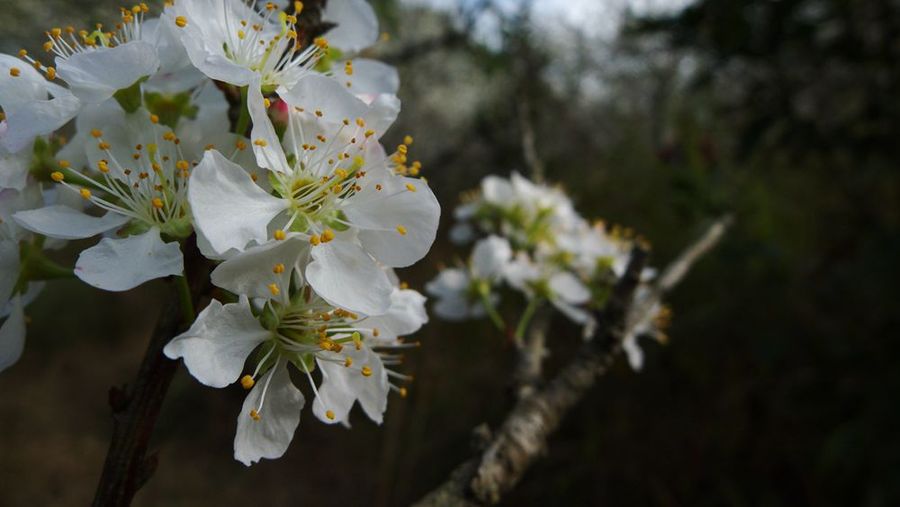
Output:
top-left (427, 172), bottom-right (669, 369)
top-left (0, 0), bottom-right (439, 465)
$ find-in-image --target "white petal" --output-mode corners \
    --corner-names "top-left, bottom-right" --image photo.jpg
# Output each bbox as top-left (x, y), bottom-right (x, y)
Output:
top-left (306, 238), bottom-right (392, 315)
top-left (549, 271), bottom-right (590, 305)
top-left (344, 58), bottom-right (399, 97)
top-left (188, 149), bottom-right (286, 255)
top-left (13, 205), bottom-right (129, 240)
top-left (323, 0), bottom-right (379, 53)
top-left (503, 253), bottom-right (540, 292)
top-left (278, 73), bottom-right (398, 137)
top-left (57, 42), bottom-right (160, 103)
top-left (163, 297), bottom-right (269, 388)
top-left (622, 333), bottom-right (645, 371)
top-left (0, 240), bottom-right (20, 307)
top-left (362, 288), bottom-right (428, 338)
top-left (211, 236), bottom-right (309, 300)
top-left (0, 146), bottom-right (31, 190)
top-left (74, 228), bottom-right (183, 291)
top-left (141, 17), bottom-right (207, 93)
top-left (481, 175), bottom-right (514, 205)
top-left (234, 360), bottom-right (304, 466)
top-left (311, 357), bottom-right (356, 424)
top-left (1, 95), bottom-right (81, 153)
top-left (425, 268), bottom-right (469, 297)
top-left (0, 296), bottom-right (25, 372)
top-left (551, 299), bottom-right (596, 338)
top-left (248, 79), bottom-right (291, 173)
top-left (471, 235), bottom-right (512, 280)
top-left (344, 174), bottom-right (440, 267)
top-left (313, 344), bottom-right (388, 424)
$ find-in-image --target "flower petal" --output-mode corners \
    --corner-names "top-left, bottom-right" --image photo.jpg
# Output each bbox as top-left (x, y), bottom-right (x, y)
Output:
top-left (313, 344), bottom-right (388, 424)
top-left (74, 227), bottom-right (183, 291)
top-left (1, 94), bottom-right (81, 153)
top-left (548, 271), bottom-right (590, 305)
top-left (13, 205), bottom-right (129, 240)
top-left (234, 360), bottom-right (304, 466)
top-left (306, 238), bottom-right (392, 315)
top-left (211, 236), bottom-right (310, 300)
top-left (344, 173), bottom-right (440, 267)
top-left (188, 149), bottom-right (286, 255)
top-left (0, 240), bottom-right (20, 308)
top-left (323, 0), bottom-right (379, 53)
top-left (344, 58), bottom-right (399, 97)
top-left (57, 41), bottom-right (160, 103)
top-left (163, 297), bottom-right (269, 388)
top-left (471, 235), bottom-right (512, 280)
top-left (0, 296), bottom-right (25, 372)
top-left (248, 79), bottom-right (291, 173)
top-left (362, 288), bottom-right (428, 339)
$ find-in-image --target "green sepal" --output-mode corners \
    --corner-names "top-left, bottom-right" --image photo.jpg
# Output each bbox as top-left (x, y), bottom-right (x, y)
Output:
top-left (113, 77), bottom-right (148, 114)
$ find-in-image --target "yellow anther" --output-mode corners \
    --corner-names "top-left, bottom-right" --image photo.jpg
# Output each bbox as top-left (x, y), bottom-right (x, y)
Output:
top-left (364, 129), bottom-right (374, 138)
top-left (50, 171), bottom-right (65, 182)
top-left (9, 67), bottom-right (20, 77)
top-left (352, 331), bottom-right (362, 350)
top-left (90, 128), bottom-right (103, 138)
top-left (175, 160), bottom-right (190, 171)
top-left (316, 134), bottom-right (327, 143)
top-left (294, 1), bottom-right (304, 13)
top-left (263, 98), bottom-right (271, 108)
top-left (355, 118), bottom-right (365, 127)
top-left (151, 197), bottom-right (164, 209)
top-left (50, 28), bottom-right (62, 38)
top-left (314, 110), bottom-right (323, 118)
top-left (309, 234), bottom-right (321, 246)
top-left (399, 387), bottom-right (408, 398)
top-left (325, 410), bottom-right (335, 420)
top-left (399, 281), bottom-right (409, 290)
top-left (57, 160), bottom-right (71, 169)
top-left (43, 41), bottom-right (53, 52)
top-left (204, 144), bottom-right (215, 151)
top-left (150, 114), bottom-right (159, 124)
top-left (274, 229), bottom-right (286, 240)
top-left (249, 409), bottom-right (260, 421)
top-left (344, 60), bottom-right (353, 76)
top-left (313, 37), bottom-right (328, 49)
top-left (235, 139), bottom-right (247, 150)
top-left (321, 229), bottom-right (335, 242)
top-left (334, 168), bottom-right (348, 180)
top-left (361, 366), bottom-right (372, 377)
top-left (397, 145), bottom-right (408, 154)
top-left (45, 67), bottom-right (56, 80)
top-left (372, 327), bottom-right (380, 337)
top-left (405, 183), bottom-right (416, 192)
top-left (273, 263), bottom-right (285, 274)
top-left (404, 135), bottom-right (414, 145)
top-left (80, 188), bottom-right (92, 200)
top-left (163, 131), bottom-right (176, 141)
top-left (253, 138), bottom-right (268, 147)
top-left (237, 29), bottom-right (246, 40)
top-left (344, 357), bottom-right (353, 367)
top-left (175, 16), bottom-right (187, 28)
top-left (17, 49), bottom-right (27, 57)
top-left (267, 283), bottom-right (280, 296)
top-left (396, 225), bottom-right (407, 236)
top-left (331, 184), bottom-right (342, 194)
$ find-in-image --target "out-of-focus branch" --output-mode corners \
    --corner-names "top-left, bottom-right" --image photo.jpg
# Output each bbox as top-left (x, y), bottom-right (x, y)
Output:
top-left (517, 99), bottom-right (545, 183)
top-left (411, 217), bottom-right (731, 506)
top-left (512, 307), bottom-right (549, 400)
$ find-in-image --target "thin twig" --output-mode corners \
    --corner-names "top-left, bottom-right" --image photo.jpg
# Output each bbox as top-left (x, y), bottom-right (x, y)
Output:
top-left (411, 216), bottom-right (731, 506)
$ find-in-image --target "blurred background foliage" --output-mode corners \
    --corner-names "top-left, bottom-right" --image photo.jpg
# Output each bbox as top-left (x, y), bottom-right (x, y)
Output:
top-left (1, 0), bottom-right (898, 505)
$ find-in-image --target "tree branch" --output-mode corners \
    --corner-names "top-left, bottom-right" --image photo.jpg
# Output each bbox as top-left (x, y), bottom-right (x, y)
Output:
top-left (411, 216), bottom-right (732, 506)
top-left (92, 238), bottom-right (210, 507)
